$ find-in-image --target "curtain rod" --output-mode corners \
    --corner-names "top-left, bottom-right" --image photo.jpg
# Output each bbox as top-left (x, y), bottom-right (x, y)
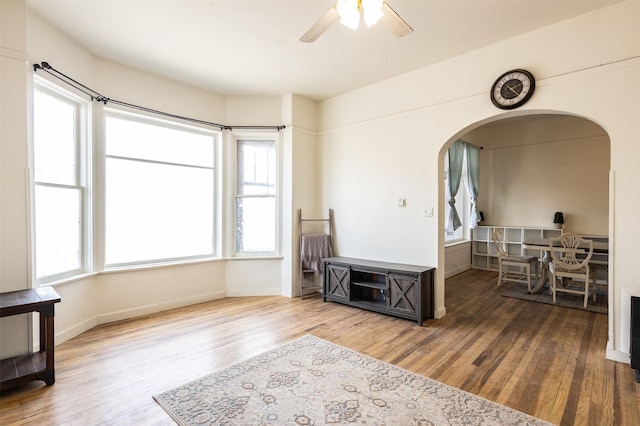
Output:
top-left (33, 61), bottom-right (285, 132)
top-left (457, 139), bottom-right (483, 150)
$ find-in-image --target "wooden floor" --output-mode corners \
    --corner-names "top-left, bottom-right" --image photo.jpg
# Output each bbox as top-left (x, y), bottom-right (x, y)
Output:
top-left (1, 269), bottom-right (638, 425)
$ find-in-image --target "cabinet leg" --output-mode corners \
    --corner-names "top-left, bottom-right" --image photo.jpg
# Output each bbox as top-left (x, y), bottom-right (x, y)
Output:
top-left (41, 370), bottom-right (55, 386)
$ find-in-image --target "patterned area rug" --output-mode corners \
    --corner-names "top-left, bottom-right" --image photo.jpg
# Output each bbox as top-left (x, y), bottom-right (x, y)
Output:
top-left (154, 335), bottom-right (551, 425)
top-left (502, 282), bottom-right (607, 314)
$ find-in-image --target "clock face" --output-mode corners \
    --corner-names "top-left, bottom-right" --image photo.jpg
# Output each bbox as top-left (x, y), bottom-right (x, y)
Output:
top-left (491, 69), bottom-right (535, 109)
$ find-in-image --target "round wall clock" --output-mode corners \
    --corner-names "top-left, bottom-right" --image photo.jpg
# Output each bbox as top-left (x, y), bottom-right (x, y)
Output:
top-left (490, 69), bottom-right (535, 109)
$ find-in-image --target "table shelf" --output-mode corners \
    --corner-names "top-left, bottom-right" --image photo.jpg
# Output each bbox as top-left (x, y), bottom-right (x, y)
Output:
top-left (0, 287), bottom-right (61, 391)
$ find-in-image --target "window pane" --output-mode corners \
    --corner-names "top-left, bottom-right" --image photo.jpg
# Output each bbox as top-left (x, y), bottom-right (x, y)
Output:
top-left (237, 140), bottom-right (276, 195)
top-left (35, 185), bottom-right (82, 278)
top-left (33, 90), bottom-right (77, 185)
top-left (236, 197), bottom-right (276, 253)
top-left (106, 115), bottom-right (213, 167)
top-left (105, 158), bottom-right (214, 265)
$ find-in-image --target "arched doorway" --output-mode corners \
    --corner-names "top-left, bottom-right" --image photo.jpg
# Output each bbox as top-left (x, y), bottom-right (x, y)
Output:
top-left (440, 112), bottom-right (611, 313)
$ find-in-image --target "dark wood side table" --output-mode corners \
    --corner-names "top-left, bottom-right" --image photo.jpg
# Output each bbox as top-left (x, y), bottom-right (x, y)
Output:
top-left (0, 287), bottom-right (61, 391)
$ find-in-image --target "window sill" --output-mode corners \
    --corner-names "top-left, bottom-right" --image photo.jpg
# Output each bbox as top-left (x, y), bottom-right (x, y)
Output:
top-left (445, 239), bottom-right (471, 248)
top-left (102, 257), bottom-right (225, 275)
top-left (40, 272), bottom-right (100, 288)
top-left (39, 256), bottom-right (284, 287)
top-left (228, 255), bottom-right (283, 261)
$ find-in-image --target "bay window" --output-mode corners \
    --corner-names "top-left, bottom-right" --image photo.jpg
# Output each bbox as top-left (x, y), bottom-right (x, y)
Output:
top-left (104, 110), bottom-right (218, 266)
top-left (33, 78), bottom-right (281, 281)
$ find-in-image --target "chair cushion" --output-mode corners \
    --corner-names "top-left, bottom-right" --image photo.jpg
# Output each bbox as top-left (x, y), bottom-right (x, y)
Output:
top-left (503, 255), bottom-right (538, 262)
top-left (550, 262), bottom-right (597, 277)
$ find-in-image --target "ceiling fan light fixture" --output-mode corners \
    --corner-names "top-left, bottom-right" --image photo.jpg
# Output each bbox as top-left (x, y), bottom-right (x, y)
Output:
top-left (301, 0), bottom-right (412, 43)
top-left (363, 0), bottom-right (384, 27)
top-left (336, 0), bottom-right (360, 30)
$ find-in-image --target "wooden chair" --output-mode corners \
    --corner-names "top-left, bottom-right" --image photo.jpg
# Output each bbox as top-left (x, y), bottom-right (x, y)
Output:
top-left (492, 227), bottom-right (539, 292)
top-left (548, 233), bottom-right (597, 308)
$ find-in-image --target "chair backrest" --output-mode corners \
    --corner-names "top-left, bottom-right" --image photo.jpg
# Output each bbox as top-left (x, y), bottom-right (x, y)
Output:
top-left (549, 232), bottom-right (594, 270)
top-left (491, 227), bottom-right (507, 257)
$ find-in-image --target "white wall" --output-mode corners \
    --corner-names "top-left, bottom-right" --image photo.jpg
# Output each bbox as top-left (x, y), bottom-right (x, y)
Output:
top-left (50, 276), bottom-right (97, 344)
top-left (468, 115), bottom-right (610, 235)
top-left (0, 0), bottom-right (31, 358)
top-left (286, 94), bottom-right (321, 296)
top-left (444, 242), bottom-right (471, 279)
top-left (318, 116), bottom-right (438, 264)
top-left (96, 262), bottom-right (227, 323)
top-left (225, 259), bottom-right (282, 297)
top-left (317, 1), bottom-right (640, 360)
top-left (225, 96), bottom-right (283, 126)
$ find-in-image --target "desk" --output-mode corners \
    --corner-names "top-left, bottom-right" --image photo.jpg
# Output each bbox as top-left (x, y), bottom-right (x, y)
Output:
top-left (523, 237), bottom-right (608, 294)
top-left (0, 287), bottom-right (61, 390)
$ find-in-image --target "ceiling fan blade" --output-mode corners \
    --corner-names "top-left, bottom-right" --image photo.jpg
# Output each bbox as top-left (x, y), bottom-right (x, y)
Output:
top-left (300, 6), bottom-right (339, 43)
top-left (380, 1), bottom-right (413, 37)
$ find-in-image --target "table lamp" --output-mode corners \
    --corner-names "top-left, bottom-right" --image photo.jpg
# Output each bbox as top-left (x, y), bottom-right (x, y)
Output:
top-left (553, 211), bottom-right (564, 229)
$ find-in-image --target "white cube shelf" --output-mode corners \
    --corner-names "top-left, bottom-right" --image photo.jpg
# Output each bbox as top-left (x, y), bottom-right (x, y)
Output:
top-left (471, 225), bottom-right (563, 272)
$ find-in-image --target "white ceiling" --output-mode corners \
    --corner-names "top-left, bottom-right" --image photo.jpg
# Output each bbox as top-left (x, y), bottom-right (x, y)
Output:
top-left (27, 0), bottom-right (623, 101)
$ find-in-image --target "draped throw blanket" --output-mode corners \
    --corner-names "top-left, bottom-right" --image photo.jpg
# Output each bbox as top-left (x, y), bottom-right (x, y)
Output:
top-left (301, 233), bottom-right (333, 275)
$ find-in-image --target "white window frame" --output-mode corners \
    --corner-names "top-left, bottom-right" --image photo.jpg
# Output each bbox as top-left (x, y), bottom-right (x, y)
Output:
top-left (232, 133), bottom-right (280, 257)
top-left (103, 107), bottom-right (220, 267)
top-left (32, 76), bottom-right (91, 284)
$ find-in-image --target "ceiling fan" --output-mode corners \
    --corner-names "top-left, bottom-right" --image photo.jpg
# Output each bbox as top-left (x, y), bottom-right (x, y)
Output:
top-left (300, 0), bottom-right (413, 43)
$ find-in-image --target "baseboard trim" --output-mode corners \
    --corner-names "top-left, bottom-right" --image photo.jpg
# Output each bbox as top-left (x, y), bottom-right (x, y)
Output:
top-left (225, 289), bottom-right (282, 297)
top-left (445, 265), bottom-right (471, 279)
top-left (52, 317), bottom-right (98, 347)
top-left (96, 291), bottom-right (226, 325)
top-left (607, 340), bottom-right (630, 364)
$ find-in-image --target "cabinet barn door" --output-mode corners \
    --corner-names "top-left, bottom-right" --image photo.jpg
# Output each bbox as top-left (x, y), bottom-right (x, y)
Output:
top-left (388, 274), bottom-right (418, 315)
top-left (326, 264), bottom-right (350, 300)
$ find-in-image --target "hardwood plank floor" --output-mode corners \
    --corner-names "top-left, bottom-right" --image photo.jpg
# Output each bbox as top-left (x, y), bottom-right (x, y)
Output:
top-left (1, 269), bottom-right (638, 425)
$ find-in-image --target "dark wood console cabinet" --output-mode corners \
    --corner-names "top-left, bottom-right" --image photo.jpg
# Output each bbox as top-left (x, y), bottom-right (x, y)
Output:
top-left (632, 296), bottom-right (640, 382)
top-left (0, 287), bottom-right (61, 391)
top-left (322, 257), bottom-right (434, 325)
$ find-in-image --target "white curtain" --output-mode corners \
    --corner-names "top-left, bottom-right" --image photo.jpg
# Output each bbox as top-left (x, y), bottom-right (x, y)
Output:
top-left (465, 143), bottom-right (480, 228)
